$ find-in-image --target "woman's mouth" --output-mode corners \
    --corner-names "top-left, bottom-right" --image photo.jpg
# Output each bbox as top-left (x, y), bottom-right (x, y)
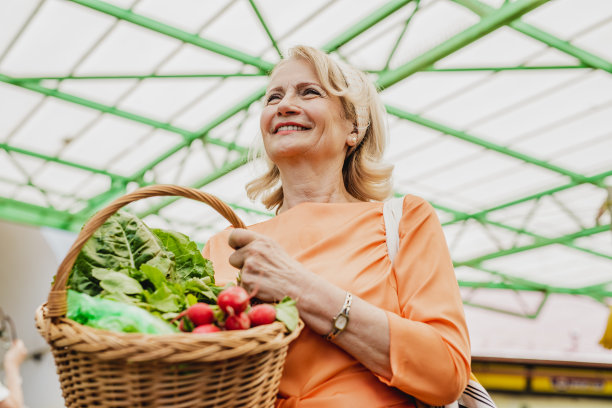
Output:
top-left (274, 124), bottom-right (311, 134)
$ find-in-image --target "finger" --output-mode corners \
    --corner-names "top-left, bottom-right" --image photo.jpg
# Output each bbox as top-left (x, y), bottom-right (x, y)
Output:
top-left (228, 228), bottom-right (257, 250)
top-left (228, 248), bottom-right (245, 269)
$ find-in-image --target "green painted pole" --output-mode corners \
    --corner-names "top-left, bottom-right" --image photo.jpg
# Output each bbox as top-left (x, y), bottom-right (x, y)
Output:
top-left (68, 0), bottom-right (275, 73)
top-left (0, 197), bottom-right (89, 231)
top-left (0, 73), bottom-right (249, 154)
top-left (454, 224), bottom-right (611, 267)
top-left (452, 0), bottom-right (612, 73)
top-left (136, 153), bottom-right (249, 219)
top-left (376, 0), bottom-right (552, 89)
top-left (422, 64), bottom-right (591, 72)
top-left (322, 0), bottom-right (415, 51)
top-left (247, 0), bottom-right (283, 58)
top-left (0, 142), bottom-right (129, 182)
top-left (458, 280), bottom-right (612, 298)
top-left (10, 73), bottom-right (266, 81)
top-left (386, 104), bottom-right (588, 182)
top-left (446, 170), bottom-right (612, 224)
top-left (429, 200), bottom-right (612, 261)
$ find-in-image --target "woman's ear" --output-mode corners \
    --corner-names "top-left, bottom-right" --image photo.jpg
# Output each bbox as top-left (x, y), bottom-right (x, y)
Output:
top-left (347, 124), bottom-right (359, 146)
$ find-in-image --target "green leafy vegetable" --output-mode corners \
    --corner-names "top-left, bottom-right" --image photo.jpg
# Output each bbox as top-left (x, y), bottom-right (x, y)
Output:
top-left (152, 229), bottom-right (215, 282)
top-left (67, 290), bottom-right (177, 334)
top-left (69, 211), bottom-right (174, 296)
top-left (92, 268), bottom-right (143, 295)
top-left (275, 297), bottom-right (299, 332)
top-left (67, 210), bottom-right (222, 327)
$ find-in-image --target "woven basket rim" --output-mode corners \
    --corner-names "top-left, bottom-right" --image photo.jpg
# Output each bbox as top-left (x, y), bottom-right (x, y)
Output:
top-left (36, 303), bottom-right (303, 363)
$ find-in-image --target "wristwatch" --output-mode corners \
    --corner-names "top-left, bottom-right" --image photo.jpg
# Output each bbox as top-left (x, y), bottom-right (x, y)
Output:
top-left (325, 292), bottom-right (352, 341)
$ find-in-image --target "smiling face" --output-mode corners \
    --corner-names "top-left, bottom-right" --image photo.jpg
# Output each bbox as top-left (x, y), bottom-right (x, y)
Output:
top-left (260, 58), bottom-right (355, 168)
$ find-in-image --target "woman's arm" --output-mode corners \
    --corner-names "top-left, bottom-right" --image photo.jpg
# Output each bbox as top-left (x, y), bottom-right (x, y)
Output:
top-left (227, 197), bottom-right (470, 405)
top-left (0, 340), bottom-right (27, 408)
top-left (230, 236), bottom-right (393, 376)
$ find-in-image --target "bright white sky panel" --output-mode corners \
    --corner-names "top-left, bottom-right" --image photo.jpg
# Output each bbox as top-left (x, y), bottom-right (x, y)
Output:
top-left (0, 0), bottom-right (115, 76)
top-left (469, 71), bottom-right (612, 144)
top-left (171, 77), bottom-right (267, 131)
top-left (522, 0), bottom-right (612, 42)
top-left (106, 128), bottom-right (183, 176)
top-left (58, 79), bottom-right (139, 108)
top-left (381, 71), bottom-right (488, 112)
top-left (0, 83), bottom-right (43, 141)
top-left (132, 0), bottom-right (229, 34)
top-left (74, 21), bottom-right (180, 75)
top-left (198, 0), bottom-right (271, 57)
top-left (10, 98), bottom-right (98, 156)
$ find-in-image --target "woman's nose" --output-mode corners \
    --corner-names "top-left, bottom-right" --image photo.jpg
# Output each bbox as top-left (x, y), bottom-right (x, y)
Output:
top-left (276, 94), bottom-right (301, 116)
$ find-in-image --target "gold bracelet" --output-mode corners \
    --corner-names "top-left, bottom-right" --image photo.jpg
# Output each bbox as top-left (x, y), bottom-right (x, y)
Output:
top-left (325, 292), bottom-right (352, 341)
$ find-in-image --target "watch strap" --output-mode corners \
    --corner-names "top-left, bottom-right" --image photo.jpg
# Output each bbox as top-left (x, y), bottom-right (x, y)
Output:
top-left (325, 292), bottom-right (352, 341)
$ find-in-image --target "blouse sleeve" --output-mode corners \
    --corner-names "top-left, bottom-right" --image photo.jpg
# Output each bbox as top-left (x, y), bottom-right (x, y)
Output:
top-left (377, 195), bottom-right (471, 405)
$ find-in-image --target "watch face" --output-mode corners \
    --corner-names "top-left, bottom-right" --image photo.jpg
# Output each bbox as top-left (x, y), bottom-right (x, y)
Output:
top-left (335, 315), bottom-right (348, 330)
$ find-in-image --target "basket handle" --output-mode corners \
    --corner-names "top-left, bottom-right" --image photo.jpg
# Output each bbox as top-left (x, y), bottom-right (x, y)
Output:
top-left (47, 185), bottom-right (246, 318)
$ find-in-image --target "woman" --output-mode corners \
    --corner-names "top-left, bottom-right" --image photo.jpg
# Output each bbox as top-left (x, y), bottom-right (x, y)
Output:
top-left (202, 45), bottom-right (470, 407)
top-left (0, 340), bottom-right (27, 408)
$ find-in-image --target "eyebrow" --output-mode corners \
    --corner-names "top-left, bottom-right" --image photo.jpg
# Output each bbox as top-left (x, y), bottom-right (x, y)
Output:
top-left (266, 82), bottom-right (323, 94)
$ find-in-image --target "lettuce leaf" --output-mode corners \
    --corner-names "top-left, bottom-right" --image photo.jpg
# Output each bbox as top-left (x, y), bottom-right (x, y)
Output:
top-left (69, 211), bottom-right (174, 296)
top-left (152, 228), bottom-right (214, 282)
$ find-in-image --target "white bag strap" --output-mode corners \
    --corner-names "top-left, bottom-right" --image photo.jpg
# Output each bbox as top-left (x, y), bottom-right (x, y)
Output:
top-left (383, 197), bottom-right (404, 263)
top-left (383, 196), bottom-right (497, 408)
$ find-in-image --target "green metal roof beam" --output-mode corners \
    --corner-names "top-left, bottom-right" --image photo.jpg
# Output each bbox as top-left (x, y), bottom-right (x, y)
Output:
top-left (452, 0), bottom-right (612, 74)
top-left (128, 86), bottom-right (263, 184)
top-left (396, 191), bottom-right (612, 261)
top-left (0, 142), bottom-right (129, 182)
top-left (423, 64), bottom-right (590, 72)
top-left (454, 223), bottom-right (611, 268)
top-left (386, 104), bottom-right (588, 183)
top-left (375, 0), bottom-right (551, 89)
top-left (459, 280), bottom-right (612, 298)
top-left (0, 73), bottom-right (249, 154)
top-left (321, 0), bottom-right (416, 52)
top-left (430, 201), bottom-right (612, 261)
top-left (75, 179), bottom-right (129, 219)
top-left (136, 152), bottom-right (249, 219)
top-left (0, 197), bottom-right (88, 231)
top-left (383, 0), bottom-right (421, 70)
top-left (247, 0), bottom-right (283, 59)
top-left (10, 73), bottom-right (266, 81)
top-left (68, 0), bottom-right (275, 73)
top-left (463, 295), bottom-right (548, 319)
top-left (446, 169), bottom-right (612, 224)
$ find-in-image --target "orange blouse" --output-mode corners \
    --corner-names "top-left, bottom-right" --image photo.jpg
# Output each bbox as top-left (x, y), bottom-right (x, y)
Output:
top-left (202, 195), bottom-right (471, 407)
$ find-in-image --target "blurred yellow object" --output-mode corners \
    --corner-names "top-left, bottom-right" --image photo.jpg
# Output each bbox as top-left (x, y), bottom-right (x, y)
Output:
top-left (599, 305), bottom-right (612, 349)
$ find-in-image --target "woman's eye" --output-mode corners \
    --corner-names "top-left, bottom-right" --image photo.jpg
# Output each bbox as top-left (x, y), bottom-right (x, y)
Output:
top-left (303, 88), bottom-right (321, 96)
top-left (266, 94), bottom-right (281, 103)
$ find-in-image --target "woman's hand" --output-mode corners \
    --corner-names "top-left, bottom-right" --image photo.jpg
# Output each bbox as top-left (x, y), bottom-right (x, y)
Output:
top-left (228, 228), bottom-right (314, 302)
top-left (4, 340), bottom-right (27, 370)
top-left (227, 228), bottom-right (393, 380)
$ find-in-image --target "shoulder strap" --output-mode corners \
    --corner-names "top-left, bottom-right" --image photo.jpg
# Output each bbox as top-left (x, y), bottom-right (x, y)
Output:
top-left (383, 196), bottom-right (404, 263)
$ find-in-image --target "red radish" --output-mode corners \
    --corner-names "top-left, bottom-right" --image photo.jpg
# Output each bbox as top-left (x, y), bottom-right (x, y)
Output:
top-left (248, 304), bottom-right (276, 327)
top-left (187, 303), bottom-right (215, 326)
top-left (217, 286), bottom-right (250, 315)
top-left (225, 313), bottom-right (250, 330)
top-left (192, 324), bottom-right (221, 334)
top-left (179, 319), bottom-right (188, 332)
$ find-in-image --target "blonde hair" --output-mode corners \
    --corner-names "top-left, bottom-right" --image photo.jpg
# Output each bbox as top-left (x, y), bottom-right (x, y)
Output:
top-left (246, 45), bottom-right (393, 211)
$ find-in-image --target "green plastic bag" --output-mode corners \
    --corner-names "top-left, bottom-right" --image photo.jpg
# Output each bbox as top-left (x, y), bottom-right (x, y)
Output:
top-left (67, 290), bottom-right (177, 335)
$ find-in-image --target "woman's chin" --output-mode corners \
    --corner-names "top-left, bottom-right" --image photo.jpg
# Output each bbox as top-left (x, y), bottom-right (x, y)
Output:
top-left (266, 143), bottom-right (311, 161)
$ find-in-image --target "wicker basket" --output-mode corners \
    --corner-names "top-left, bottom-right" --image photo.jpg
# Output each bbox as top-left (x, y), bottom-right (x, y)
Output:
top-left (35, 185), bottom-right (303, 408)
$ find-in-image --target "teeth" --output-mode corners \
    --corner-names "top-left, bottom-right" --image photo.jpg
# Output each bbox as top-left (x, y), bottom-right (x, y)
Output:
top-left (276, 125), bottom-right (308, 132)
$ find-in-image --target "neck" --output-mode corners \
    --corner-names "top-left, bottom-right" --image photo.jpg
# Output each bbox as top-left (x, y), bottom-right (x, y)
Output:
top-left (277, 160), bottom-right (358, 212)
